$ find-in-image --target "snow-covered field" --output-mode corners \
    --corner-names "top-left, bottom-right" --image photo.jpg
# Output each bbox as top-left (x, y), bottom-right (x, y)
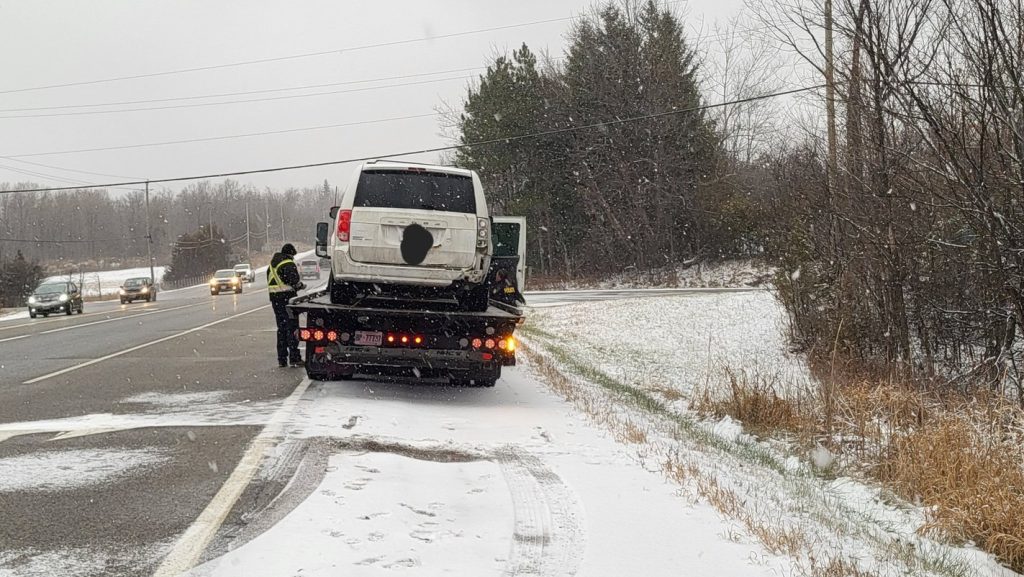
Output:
top-left (522, 292), bottom-right (1019, 577)
top-left (45, 266), bottom-right (167, 298)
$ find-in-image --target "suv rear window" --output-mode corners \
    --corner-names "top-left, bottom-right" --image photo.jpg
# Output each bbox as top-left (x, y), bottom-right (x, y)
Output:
top-left (354, 170), bottom-right (476, 214)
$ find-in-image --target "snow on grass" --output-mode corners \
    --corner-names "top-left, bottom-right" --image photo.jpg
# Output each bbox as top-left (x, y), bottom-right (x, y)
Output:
top-left (525, 290), bottom-right (807, 400)
top-left (523, 292), bottom-right (1020, 577)
top-left (0, 448), bottom-right (169, 492)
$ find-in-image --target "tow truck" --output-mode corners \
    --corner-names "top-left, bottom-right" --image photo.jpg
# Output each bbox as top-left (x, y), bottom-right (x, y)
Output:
top-left (288, 217), bottom-right (526, 387)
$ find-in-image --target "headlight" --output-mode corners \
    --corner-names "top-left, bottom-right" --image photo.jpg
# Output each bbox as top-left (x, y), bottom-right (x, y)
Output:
top-left (141, 287), bottom-right (149, 293)
top-left (59, 294), bottom-right (69, 302)
top-left (210, 279), bottom-right (217, 285)
top-left (119, 289), bottom-right (126, 295)
top-left (232, 277), bottom-right (239, 284)
top-left (28, 296), bottom-right (37, 304)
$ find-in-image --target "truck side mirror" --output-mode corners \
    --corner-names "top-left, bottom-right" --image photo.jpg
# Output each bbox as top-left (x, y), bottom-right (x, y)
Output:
top-left (329, 206), bottom-right (339, 219)
top-left (315, 222), bottom-right (330, 259)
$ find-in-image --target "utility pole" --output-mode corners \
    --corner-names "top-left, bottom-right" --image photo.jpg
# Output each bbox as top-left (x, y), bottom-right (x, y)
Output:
top-left (824, 0), bottom-right (838, 198)
top-left (265, 196), bottom-right (271, 249)
top-left (245, 201), bottom-right (251, 258)
top-left (145, 181), bottom-right (155, 283)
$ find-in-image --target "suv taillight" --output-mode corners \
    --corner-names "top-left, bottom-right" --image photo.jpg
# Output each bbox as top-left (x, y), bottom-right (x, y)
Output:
top-left (337, 209), bottom-right (352, 242)
top-left (477, 217), bottom-right (489, 250)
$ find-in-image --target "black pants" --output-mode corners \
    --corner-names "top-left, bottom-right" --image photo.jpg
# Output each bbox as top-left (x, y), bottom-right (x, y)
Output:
top-left (271, 295), bottom-right (299, 363)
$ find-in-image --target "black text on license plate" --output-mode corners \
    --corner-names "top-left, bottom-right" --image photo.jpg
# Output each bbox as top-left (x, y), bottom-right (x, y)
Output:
top-left (354, 331), bottom-right (383, 346)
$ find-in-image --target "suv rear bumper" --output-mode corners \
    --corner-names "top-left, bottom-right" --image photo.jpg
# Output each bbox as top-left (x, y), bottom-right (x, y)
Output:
top-left (332, 246), bottom-right (488, 287)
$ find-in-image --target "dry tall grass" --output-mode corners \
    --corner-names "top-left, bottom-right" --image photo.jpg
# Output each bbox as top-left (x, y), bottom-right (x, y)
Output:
top-left (695, 367), bottom-right (1024, 572)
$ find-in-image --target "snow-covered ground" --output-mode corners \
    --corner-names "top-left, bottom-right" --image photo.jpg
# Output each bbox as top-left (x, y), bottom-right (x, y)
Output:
top-left (186, 371), bottom-right (792, 577)
top-left (522, 293), bottom-right (1019, 577)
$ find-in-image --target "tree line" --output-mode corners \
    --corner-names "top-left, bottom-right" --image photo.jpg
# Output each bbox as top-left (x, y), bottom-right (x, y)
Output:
top-left (0, 179), bottom-right (334, 274)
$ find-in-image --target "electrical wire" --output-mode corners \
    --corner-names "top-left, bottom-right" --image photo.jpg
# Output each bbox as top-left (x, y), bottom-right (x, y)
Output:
top-left (3, 113), bottom-right (439, 159)
top-left (0, 236), bottom-right (146, 243)
top-left (0, 16), bottom-right (575, 95)
top-left (0, 84), bottom-right (823, 195)
top-left (0, 75), bottom-right (474, 119)
top-left (0, 66), bottom-right (490, 113)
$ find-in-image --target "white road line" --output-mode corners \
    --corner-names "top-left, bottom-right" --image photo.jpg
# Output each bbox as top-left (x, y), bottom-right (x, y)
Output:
top-left (0, 306), bottom-right (127, 331)
top-left (38, 303), bottom-right (200, 335)
top-left (153, 376), bottom-right (312, 577)
top-left (23, 304), bottom-right (270, 385)
top-left (0, 334), bottom-right (30, 344)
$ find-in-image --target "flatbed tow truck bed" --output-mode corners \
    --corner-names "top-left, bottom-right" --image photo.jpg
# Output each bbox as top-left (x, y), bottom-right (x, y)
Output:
top-left (288, 290), bottom-right (524, 386)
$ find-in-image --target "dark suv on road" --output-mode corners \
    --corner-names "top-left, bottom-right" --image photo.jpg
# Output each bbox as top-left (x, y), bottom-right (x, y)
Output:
top-left (27, 281), bottom-right (84, 318)
top-left (119, 277), bottom-right (156, 304)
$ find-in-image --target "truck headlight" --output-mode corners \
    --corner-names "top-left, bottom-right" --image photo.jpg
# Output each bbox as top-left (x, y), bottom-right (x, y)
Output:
top-left (28, 296), bottom-right (37, 304)
top-left (141, 287), bottom-right (149, 293)
top-left (119, 289), bottom-right (126, 295)
top-left (59, 294), bottom-right (69, 302)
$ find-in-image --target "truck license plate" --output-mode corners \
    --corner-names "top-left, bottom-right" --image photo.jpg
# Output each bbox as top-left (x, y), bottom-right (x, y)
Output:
top-left (354, 331), bottom-right (383, 346)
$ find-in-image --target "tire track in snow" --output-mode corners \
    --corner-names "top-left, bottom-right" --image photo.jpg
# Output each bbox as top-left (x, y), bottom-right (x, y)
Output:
top-left (496, 447), bottom-right (585, 577)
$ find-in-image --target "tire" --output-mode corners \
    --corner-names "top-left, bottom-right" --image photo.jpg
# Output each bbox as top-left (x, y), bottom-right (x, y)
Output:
top-left (29, 310), bottom-right (36, 319)
top-left (42, 313), bottom-right (49, 318)
top-left (211, 290), bottom-right (218, 296)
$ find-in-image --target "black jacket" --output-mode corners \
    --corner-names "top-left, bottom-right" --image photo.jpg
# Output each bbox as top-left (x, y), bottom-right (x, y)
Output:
top-left (267, 252), bottom-right (303, 299)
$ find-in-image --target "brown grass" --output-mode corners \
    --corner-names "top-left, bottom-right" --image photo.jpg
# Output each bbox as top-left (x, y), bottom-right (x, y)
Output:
top-left (694, 369), bottom-right (810, 438)
top-left (694, 360), bottom-right (1024, 572)
top-left (878, 415), bottom-right (1024, 570)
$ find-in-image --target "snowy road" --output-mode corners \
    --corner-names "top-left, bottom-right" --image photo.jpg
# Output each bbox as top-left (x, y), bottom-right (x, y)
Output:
top-left (0, 282), bottom-right (783, 577)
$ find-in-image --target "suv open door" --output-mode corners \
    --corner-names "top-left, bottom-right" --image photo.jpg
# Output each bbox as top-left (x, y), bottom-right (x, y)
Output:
top-left (492, 216), bottom-right (526, 290)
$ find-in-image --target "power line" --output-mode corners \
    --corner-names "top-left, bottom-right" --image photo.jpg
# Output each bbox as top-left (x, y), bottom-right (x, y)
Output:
top-left (0, 236), bottom-right (146, 244)
top-left (0, 66), bottom-right (490, 113)
top-left (0, 156), bottom-right (139, 179)
top-left (2, 113), bottom-right (439, 159)
top-left (0, 85), bottom-right (822, 195)
top-left (0, 16), bottom-right (574, 95)
top-left (0, 75), bottom-right (475, 120)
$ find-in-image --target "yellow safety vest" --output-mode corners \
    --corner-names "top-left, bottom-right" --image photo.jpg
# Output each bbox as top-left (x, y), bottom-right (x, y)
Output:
top-left (267, 258), bottom-right (294, 293)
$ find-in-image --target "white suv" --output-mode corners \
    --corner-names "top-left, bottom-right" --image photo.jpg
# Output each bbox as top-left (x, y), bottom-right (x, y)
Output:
top-left (325, 161), bottom-right (492, 310)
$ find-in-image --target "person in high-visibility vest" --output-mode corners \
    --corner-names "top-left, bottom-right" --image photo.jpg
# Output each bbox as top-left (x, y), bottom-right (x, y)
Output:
top-left (267, 243), bottom-right (306, 367)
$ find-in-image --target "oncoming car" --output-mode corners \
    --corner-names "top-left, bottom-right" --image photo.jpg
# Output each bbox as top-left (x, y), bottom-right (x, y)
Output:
top-left (209, 269), bottom-right (243, 295)
top-left (119, 277), bottom-right (156, 304)
top-left (27, 281), bottom-right (84, 317)
top-left (299, 259), bottom-right (320, 280)
top-left (233, 263), bottom-right (255, 282)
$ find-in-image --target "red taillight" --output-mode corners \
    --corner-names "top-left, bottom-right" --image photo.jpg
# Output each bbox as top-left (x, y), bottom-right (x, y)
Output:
top-left (299, 329), bottom-right (312, 340)
top-left (337, 209), bottom-right (352, 242)
top-left (482, 352), bottom-right (493, 361)
top-left (400, 335), bottom-right (409, 344)
top-left (471, 338), bottom-right (482, 349)
top-left (485, 338), bottom-right (496, 349)
top-left (326, 330), bottom-right (338, 342)
top-left (387, 334), bottom-right (395, 343)
top-left (313, 329), bottom-right (325, 341)
top-left (414, 336), bottom-right (423, 344)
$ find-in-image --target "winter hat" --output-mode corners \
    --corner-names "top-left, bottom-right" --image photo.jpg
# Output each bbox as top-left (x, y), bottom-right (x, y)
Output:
top-left (281, 243), bottom-right (297, 256)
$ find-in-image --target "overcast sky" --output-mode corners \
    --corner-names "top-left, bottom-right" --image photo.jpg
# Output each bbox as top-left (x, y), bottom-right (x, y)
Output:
top-left (0, 0), bottom-right (745, 193)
